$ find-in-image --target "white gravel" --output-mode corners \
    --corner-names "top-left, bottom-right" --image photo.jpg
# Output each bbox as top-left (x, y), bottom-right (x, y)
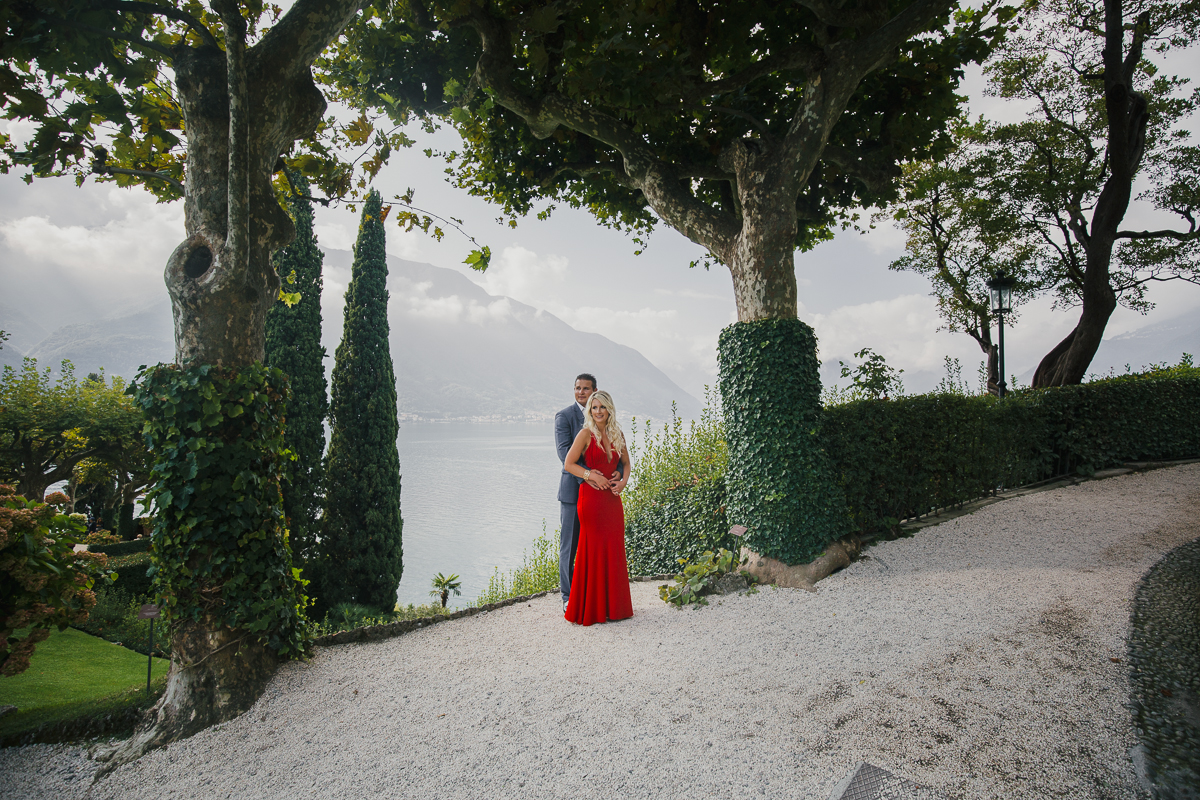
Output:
top-left (4, 464), bottom-right (1198, 800)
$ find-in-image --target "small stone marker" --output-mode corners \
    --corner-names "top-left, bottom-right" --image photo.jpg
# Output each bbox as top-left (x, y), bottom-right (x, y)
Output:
top-left (827, 762), bottom-right (945, 800)
top-left (137, 604), bottom-right (160, 620)
top-left (729, 524), bottom-right (748, 537)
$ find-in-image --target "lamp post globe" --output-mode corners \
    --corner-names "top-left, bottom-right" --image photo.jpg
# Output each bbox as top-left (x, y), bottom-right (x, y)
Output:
top-left (986, 270), bottom-right (1017, 398)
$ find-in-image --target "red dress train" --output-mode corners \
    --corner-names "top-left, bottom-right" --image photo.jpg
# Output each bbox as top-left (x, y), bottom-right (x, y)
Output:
top-left (564, 437), bottom-right (634, 625)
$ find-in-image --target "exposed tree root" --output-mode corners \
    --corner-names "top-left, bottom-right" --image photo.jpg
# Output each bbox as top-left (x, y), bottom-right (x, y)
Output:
top-left (90, 622), bottom-right (277, 779)
top-left (739, 539), bottom-right (861, 592)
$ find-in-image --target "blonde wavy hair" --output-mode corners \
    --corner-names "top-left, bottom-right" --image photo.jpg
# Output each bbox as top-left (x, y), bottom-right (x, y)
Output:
top-left (583, 390), bottom-right (626, 459)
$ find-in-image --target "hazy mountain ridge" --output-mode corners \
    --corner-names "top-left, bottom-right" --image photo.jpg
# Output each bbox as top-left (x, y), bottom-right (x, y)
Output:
top-left (8, 251), bottom-right (700, 421)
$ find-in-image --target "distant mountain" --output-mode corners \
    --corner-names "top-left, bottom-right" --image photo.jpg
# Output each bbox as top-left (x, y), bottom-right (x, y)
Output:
top-left (11, 251), bottom-right (699, 421)
top-left (24, 303), bottom-right (174, 379)
top-left (1013, 311), bottom-right (1200, 385)
top-left (1087, 312), bottom-right (1200, 375)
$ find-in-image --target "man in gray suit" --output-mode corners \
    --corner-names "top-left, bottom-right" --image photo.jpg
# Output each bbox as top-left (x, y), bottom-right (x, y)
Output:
top-left (555, 373), bottom-right (598, 612)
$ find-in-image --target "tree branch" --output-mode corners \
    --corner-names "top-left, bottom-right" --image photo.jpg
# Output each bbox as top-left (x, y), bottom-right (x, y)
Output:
top-left (1116, 227), bottom-right (1200, 242)
top-left (465, 6), bottom-right (740, 257)
top-left (256, 0), bottom-right (366, 78)
top-left (57, 18), bottom-right (175, 57)
top-left (91, 0), bottom-right (220, 49)
top-left (792, 0), bottom-right (885, 29)
top-left (93, 163), bottom-right (184, 192)
top-left (684, 45), bottom-right (822, 101)
top-left (213, 0), bottom-right (249, 262)
top-left (780, 0), bottom-right (954, 186)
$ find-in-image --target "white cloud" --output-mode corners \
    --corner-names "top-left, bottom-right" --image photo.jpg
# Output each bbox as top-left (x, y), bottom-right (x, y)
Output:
top-left (472, 245), bottom-right (568, 309)
top-left (0, 188), bottom-right (183, 278)
top-left (812, 294), bottom-right (966, 373)
top-left (313, 222), bottom-right (356, 253)
top-left (393, 279), bottom-right (513, 325)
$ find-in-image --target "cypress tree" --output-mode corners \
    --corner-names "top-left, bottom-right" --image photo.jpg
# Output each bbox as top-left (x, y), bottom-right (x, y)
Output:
top-left (320, 189), bottom-right (403, 612)
top-left (265, 173), bottom-right (329, 582)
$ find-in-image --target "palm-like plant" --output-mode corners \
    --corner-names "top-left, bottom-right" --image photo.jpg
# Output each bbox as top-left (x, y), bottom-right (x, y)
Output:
top-left (429, 573), bottom-right (462, 609)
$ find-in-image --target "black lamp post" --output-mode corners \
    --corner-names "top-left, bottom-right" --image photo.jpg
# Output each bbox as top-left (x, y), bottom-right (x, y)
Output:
top-left (986, 270), bottom-right (1016, 397)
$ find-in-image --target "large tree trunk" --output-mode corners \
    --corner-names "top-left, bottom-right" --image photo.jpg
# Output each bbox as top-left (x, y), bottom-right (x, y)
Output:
top-left (1031, 279), bottom-right (1118, 386)
top-left (96, 0), bottom-right (355, 771)
top-left (1031, 0), bottom-right (1146, 388)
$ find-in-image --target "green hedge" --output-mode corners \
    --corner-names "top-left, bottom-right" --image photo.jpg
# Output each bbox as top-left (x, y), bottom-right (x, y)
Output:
top-left (88, 538), bottom-right (150, 556)
top-left (105, 551), bottom-right (154, 599)
top-left (625, 474), bottom-right (732, 575)
top-left (625, 362), bottom-right (1200, 567)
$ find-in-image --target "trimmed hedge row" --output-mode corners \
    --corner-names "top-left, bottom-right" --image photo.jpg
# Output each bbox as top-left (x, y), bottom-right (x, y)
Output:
top-left (87, 538), bottom-right (150, 556)
top-left (625, 365), bottom-right (1200, 567)
top-left (105, 551), bottom-right (154, 599)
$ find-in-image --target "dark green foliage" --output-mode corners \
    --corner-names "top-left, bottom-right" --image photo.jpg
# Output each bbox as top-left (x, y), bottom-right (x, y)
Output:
top-left (87, 538), bottom-right (151, 557)
top-left (321, 190), bottom-right (404, 613)
top-left (102, 551), bottom-right (154, 598)
top-left (718, 320), bottom-right (849, 565)
top-left (74, 586), bottom-right (171, 658)
top-left (623, 402), bottom-right (733, 575)
top-left (628, 358), bottom-right (1200, 568)
top-left (265, 173), bottom-right (329, 581)
top-left (130, 363), bottom-right (310, 660)
top-left (625, 476), bottom-right (731, 576)
top-left (327, 1), bottom-right (1007, 251)
top-left (1028, 362), bottom-right (1200, 474)
top-left (824, 393), bottom-right (1048, 536)
top-left (116, 502), bottom-right (135, 540)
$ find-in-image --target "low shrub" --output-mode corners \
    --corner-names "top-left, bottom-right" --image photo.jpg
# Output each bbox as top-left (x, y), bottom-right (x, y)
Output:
top-left (312, 601), bottom-right (452, 636)
top-left (73, 586), bottom-right (170, 658)
top-left (658, 548), bottom-right (744, 608)
top-left (81, 529), bottom-right (122, 547)
top-left (1, 487), bottom-right (111, 676)
top-left (105, 551), bottom-right (154, 598)
top-left (87, 537), bottom-right (150, 556)
top-left (623, 398), bottom-right (736, 575)
top-left (474, 522), bottom-right (559, 606)
top-left (625, 356), bottom-right (1200, 567)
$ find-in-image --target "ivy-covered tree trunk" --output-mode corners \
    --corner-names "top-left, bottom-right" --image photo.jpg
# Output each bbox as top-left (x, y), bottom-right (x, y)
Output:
top-left (97, 0), bottom-right (364, 771)
top-left (265, 173), bottom-right (329, 585)
top-left (320, 190), bottom-right (404, 615)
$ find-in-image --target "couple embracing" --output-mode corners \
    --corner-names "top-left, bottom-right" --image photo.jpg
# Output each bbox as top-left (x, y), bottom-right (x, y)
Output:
top-left (554, 374), bottom-right (634, 626)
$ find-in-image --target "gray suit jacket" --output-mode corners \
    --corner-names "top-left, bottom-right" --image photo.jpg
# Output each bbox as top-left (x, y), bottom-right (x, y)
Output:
top-left (555, 403), bottom-right (586, 504)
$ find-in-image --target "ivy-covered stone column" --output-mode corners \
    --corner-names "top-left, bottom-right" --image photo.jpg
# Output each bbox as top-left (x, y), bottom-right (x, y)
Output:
top-left (718, 319), bottom-right (848, 565)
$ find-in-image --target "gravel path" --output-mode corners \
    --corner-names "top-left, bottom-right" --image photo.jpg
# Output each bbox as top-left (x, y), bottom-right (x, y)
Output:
top-left (3, 464), bottom-right (1198, 800)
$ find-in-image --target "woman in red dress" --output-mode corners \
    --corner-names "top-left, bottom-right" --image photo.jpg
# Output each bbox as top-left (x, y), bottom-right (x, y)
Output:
top-left (562, 390), bottom-right (633, 625)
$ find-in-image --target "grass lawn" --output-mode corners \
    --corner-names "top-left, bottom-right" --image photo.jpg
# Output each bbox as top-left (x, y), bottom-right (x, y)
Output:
top-left (0, 627), bottom-right (170, 742)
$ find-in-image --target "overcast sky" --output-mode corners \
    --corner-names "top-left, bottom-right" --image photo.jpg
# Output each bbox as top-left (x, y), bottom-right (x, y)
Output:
top-left (2, 62), bottom-right (1198, 403)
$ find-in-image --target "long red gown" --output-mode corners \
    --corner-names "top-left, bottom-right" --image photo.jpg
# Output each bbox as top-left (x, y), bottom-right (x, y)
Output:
top-left (564, 436), bottom-right (634, 625)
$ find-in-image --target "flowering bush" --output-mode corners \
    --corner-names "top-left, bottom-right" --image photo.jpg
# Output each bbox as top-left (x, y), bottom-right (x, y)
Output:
top-left (82, 529), bottom-right (123, 546)
top-left (0, 486), bottom-right (111, 676)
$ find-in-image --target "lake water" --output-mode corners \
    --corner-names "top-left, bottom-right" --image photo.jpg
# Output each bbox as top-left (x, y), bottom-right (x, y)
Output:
top-left (393, 422), bottom-right (563, 608)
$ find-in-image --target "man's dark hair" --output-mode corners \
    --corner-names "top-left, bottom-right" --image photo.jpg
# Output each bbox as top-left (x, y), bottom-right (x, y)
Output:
top-left (575, 373), bottom-right (597, 389)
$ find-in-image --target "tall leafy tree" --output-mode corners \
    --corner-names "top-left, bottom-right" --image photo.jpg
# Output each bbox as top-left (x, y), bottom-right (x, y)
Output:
top-left (0, 0), bottom-right (384, 760)
top-left (883, 128), bottom-right (1038, 393)
top-left (321, 189), bottom-right (403, 614)
top-left (322, 0), bottom-right (1009, 566)
top-left (0, 360), bottom-right (145, 501)
top-left (887, 0), bottom-right (1200, 387)
top-left (265, 172), bottom-right (329, 579)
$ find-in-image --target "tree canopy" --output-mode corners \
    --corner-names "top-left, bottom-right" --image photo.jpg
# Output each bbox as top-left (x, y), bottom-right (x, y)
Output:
top-left (0, 360), bottom-right (146, 501)
top-left (324, 0), bottom-right (1011, 320)
top-left (885, 0), bottom-right (1200, 386)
